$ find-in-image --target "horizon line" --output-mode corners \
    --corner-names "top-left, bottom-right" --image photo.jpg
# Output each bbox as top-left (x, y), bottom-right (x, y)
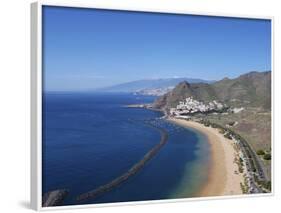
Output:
top-left (43, 70), bottom-right (271, 93)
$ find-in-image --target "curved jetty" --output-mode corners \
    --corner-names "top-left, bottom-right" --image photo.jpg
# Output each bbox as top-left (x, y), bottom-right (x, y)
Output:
top-left (76, 124), bottom-right (168, 202)
top-left (42, 189), bottom-right (68, 207)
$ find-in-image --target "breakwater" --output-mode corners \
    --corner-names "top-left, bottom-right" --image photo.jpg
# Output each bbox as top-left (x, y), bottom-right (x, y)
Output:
top-left (42, 189), bottom-right (69, 207)
top-left (76, 124), bottom-right (168, 202)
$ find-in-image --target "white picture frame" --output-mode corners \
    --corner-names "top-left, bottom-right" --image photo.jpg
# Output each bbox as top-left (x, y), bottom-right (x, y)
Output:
top-left (31, 1), bottom-right (274, 211)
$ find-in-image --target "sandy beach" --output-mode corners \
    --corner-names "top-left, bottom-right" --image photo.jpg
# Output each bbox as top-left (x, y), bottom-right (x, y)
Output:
top-left (168, 118), bottom-right (244, 197)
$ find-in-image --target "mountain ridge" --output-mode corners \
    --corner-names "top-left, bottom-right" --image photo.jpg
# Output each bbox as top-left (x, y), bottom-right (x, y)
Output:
top-left (96, 77), bottom-right (215, 93)
top-left (153, 71), bottom-right (271, 110)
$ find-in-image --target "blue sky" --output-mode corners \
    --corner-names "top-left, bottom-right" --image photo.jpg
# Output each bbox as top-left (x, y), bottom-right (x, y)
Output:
top-left (43, 6), bottom-right (271, 91)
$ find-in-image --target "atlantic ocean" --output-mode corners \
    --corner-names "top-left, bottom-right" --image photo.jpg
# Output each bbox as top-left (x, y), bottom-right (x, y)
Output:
top-left (42, 92), bottom-right (210, 205)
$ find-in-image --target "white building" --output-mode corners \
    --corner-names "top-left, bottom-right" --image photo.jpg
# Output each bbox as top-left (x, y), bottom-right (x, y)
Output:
top-left (170, 96), bottom-right (226, 116)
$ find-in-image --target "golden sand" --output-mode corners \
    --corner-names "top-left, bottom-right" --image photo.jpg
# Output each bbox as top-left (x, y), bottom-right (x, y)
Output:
top-left (168, 118), bottom-right (244, 197)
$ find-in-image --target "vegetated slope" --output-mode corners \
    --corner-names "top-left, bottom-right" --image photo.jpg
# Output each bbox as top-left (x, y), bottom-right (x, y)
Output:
top-left (153, 71), bottom-right (271, 110)
top-left (153, 71), bottom-right (272, 179)
top-left (212, 71), bottom-right (271, 109)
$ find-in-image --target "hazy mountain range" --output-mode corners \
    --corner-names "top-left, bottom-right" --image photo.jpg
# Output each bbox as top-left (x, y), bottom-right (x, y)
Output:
top-left (97, 78), bottom-right (214, 93)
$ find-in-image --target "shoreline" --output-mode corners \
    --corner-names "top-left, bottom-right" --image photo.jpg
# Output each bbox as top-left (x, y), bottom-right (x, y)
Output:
top-left (168, 118), bottom-right (244, 197)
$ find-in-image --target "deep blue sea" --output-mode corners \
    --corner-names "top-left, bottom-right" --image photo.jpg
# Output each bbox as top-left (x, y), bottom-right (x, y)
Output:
top-left (42, 93), bottom-right (210, 205)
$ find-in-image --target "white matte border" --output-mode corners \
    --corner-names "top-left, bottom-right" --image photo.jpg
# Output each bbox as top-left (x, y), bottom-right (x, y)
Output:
top-left (30, 1), bottom-right (274, 211)
top-left (31, 2), bottom-right (42, 211)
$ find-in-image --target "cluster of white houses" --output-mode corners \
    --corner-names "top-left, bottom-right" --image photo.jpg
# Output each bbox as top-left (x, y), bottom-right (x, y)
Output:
top-left (135, 86), bottom-right (174, 96)
top-left (170, 96), bottom-right (227, 118)
top-left (168, 96), bottom-right (268, 193)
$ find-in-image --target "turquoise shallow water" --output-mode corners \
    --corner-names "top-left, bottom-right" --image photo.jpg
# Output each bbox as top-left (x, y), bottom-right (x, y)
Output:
top-left (43, 92), bottom-right (210, 205)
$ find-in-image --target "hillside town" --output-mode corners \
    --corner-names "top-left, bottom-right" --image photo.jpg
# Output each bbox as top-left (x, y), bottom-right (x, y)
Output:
top-left (134, 87), bottom-right (174, 96)
top-left (167, 96), bottom-right (270, 194)
top-left (169, 97), bottom-right (227, 118)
